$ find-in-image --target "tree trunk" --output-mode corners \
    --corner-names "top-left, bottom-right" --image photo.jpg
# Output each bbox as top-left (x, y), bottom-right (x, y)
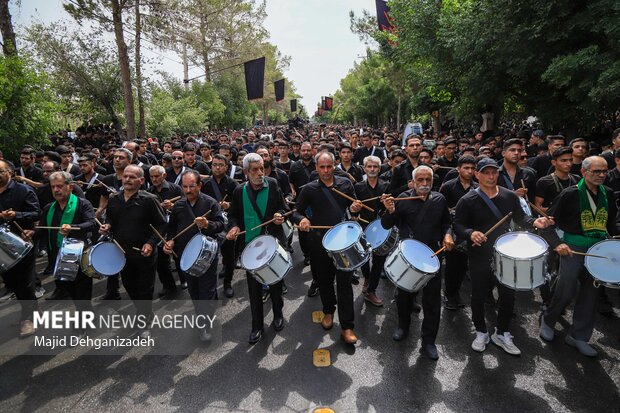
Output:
top-left (182, 43), bottom-right (189, 90)
top-left (134, 1), bottom-right (146, 138)
top-left (396, 93), bottom-right (402, 131)
top-left (0, 0), bottom-right (17, 57)
top-left (111, 0), bottom-right (136, 140)
top-left (199, 12), bottom-right (211, 82)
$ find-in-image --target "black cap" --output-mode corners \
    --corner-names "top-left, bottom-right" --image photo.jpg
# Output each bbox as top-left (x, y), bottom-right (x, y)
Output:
top-left (476, 157), bottom-right (500, 172)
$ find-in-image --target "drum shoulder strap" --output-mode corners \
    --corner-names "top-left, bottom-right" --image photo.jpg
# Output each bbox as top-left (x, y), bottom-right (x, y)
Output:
top-left (475, 187), bottom-right (503, 220)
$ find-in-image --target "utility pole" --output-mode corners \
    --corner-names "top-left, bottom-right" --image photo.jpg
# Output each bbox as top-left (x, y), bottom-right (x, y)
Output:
top-left (182, 43), bottom-right (189, 90)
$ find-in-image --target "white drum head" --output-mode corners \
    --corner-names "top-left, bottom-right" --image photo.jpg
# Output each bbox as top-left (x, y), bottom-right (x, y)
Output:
top-left (495, 232), bottom-right (548, 259)
top-left (400, 239), bottom-right (440, 274)
top-left (585, 240), bottom-right (620, 284)
top-left (180, 234), bottom-right (204, 272)
top-left (91, 242), bottom-right (125, 275)
top-left (364, 220), bottom-right (389, 249)
top-left (323, 222), bottom-right (362, 252)
top-left (241, 235), bottom-right (278, 271)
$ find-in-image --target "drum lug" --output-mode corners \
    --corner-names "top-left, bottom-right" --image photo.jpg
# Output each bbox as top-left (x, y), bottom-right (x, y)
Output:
top-left (593, 279), bottom-right (601, 289)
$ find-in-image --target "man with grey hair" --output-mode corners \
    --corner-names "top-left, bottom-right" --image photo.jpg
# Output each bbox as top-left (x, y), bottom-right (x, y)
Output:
top-left (540, 156), bottom-right (619, 357)
top-left (382, 165), bottom-right (454, 360)
top-left (148, 164), bottom-right (184, 297)
top-left (226, 153), bottom-right (289, 344)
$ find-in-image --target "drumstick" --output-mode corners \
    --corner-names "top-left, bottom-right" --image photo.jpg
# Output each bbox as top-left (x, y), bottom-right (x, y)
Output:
top-left (167, 195), bottom-right (182, 203)
top-left (612, 235), bottom-right (620, 239)
top-left (346, 172), bottom-right (357, 183)
top-left (35, 226), bottom-right (82, 231)
top-left (355, 216), bottom-right (370, 224)
top-left (171, 210), bottom-right (211, 241)
top-left (360, 194), bottom-right (387, 203)
top-left (431, 246), bottom-right (446, 257)
top-left (94, 218), bottom-right (126, 254)
top-left (249, 209), bottom-right (297, 231)
top-left (293, 225), bottom-right (334, 229)
top-left (521, 179), bottom-right (526, 190)
top-left (220, 194), bottom-right (228, 203)
top-left (483, 212), bottom-right (513, 238)
top-left (393, 196), bottom-right (425, 202)
top-left (527, 200), bottom-right (550, 219)
top-left (331, 188), bottom-right (375, 212)
top-left (435, 165), bottom-right (455, 170)
top-left (149, 224), bottom-right (178, 258)
top-left (570, 251), bottom-right (609, 259)
top-left (132, 247), bottom-right (142, 252)
top-left (11, 220), bottom-right (25, 234)
top-left (96, 178), bottom-right (117, 194)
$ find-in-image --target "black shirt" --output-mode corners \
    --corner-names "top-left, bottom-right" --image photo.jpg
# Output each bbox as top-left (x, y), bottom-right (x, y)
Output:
top-left (185, 160), bottom-right (211, 177)
top-left (105, 190), bottom-right (167, 252)
top-left (0, 180), bottom-right (40, 230)
top-left (167, 193), bottom-right (226, 253)
top-left (530, 154), bottom-right (552, 179)
top-left (439, 178), bottom-right (478, 209)
top-left (605, 168), bottom-right (620, 201)
top-left (354, 179), bottom-right (389, 224)
top-left (338, 163), bottom-right (364, 183)
top-left (147, 180), bottom-right (184, 203)
top-left (294, 175), bottom-right (358, 228)
top-left (267, 167), bottom-right (292, 200)
top-left (75, 173), bottom-right (105, 208)
top-left (288, 159), bottom-right (315, 192)
top-left (201, 174), bottom-right (238, 202)
top-left (39, 196), bottom-right (96, 253)
top-left (36, 183), bottom-right (85, 213)
top-left (353, 146), bottom-right (385, 165)
top-left (389, 159), bottom-right (418, 197)
top-left (498, 165), bottom-right (537, 202)
top-left (100, 173), bottom-right (124, 199)
top-left (381, 189), bottom-right (451, 250)
top-left (544, 185), bottom-right (619, 249)
top-left (454, 186), bottom-right (536, 256)
top-left (276, 159), bottom-right (292, 174)
top-left (17, 165), bottom-right (44, 183)
top-left (535, 173), bottom-right (580, 208)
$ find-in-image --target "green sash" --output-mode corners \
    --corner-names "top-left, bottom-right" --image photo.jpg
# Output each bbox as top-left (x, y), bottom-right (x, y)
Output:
top-left (242, 183), bottom-right (268, 243)
top-left (562, 179), bottom-right (608, 248)
top-left (46, 193), bottom-right (78, 249)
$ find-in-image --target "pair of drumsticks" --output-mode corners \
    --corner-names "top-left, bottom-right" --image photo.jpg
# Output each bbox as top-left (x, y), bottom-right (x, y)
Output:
top-left (330, 188), bottom-right (424, 213)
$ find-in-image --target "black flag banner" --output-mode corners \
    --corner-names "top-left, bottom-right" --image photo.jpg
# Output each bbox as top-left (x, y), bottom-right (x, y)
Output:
top-left (376, 0), bottom-right (393, 32)
top-left (290, 99), bottom-right (297, 112)
top-left (324, 96), bottom-right (333, 111)
top-left (244, 57), bottom-right (265, 100)
top-left (274, 79), bottom-right (285, 102)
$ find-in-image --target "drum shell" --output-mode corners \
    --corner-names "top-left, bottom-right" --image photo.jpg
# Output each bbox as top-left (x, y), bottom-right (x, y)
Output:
top-left (493, 232), bottom-right (548, 291)
top-left (364, 220), bottom-right (399, 256)
top-left (282, 219), bottom-right (294, 243)
top-left (241, 235), bottom-right (292, 285)
top-left (81, 241), bottom-right (126, 279)
top-left (384, 240), bottom-right (439, 293)
top-left (54, 238), bottom-right (84, 282)
top-left (180, 234), bottom-right (218, 277)
top-left (0, 226), bottom-right (33, 273)
top-left (322, 221), bottom-right (371, 271)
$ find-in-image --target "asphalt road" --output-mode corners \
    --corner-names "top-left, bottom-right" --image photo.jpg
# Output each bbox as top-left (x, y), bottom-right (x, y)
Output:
top-left (1, 237), bottom-right (619, 412)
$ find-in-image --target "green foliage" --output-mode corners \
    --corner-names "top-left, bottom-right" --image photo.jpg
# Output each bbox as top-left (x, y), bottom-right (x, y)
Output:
top-left (0, 55), bottom-right (58, 158)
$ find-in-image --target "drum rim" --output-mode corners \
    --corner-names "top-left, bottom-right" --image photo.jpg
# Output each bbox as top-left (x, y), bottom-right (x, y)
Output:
top-left (87, 241), bottom-right (126, 275)
top-left (322, 221), bottom-right (364, 253)
top-left (493, 231), bottom-right (549, 261)
top-left (0, 226), bottom-right (34, 272)
top-left (398, 239), bottom-right (440, 274)
top-left (584, 239), bottom-right (620, 284)
top-left (363, 219), bottom-right (394, 248)
top-left (241, 234), bottom-right (280, 271)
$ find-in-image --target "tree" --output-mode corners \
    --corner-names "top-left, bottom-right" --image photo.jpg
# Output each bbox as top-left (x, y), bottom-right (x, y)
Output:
top-left (0, 0), bottom-right (17, 56)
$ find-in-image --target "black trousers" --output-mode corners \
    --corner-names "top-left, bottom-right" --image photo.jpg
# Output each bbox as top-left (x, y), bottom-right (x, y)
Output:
top-left (156, 246), bottom-right (177, 290)
top-left (444, 249), bottom-right (468, 298)
top-left (65, 270), bottom-right (93, 313)
top-left (120, 253), bottom-right (157, 322)
top-left (246, 272), bottom-right (283, 331)
top-left (221, 238), bottom-right (241, 287)
top-left (185, 247), bottom-right (219, 301)
top-left (360, 253), bottom-right (386, 293)
top-left (396, 273), bottom-right (442, 343)
top-left (309, 231), bottom-right (354, 330)
top-left (469, 252), bottom-right (514, 334)
top-left (2, 249), bottom-right (37, 320)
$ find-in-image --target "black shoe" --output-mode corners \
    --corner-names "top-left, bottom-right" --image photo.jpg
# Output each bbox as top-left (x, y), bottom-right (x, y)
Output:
top-left (248, 328), bottom-right (263, 344)
top-left (351, 275), bottom-right (360, 285)
top-left (392, 328), bottom-right (408, 341)
top-left (181, 282), bottom-right (188, 289)
top-left (262, 289), bottom-right (270, 303)
top-left (218, 270), bottom-right (226, 279)
top-left (307, 280), bottom-right (319, 297)
top-left (281, 283), bottom-right (288, 295)
top-left (224, 286), bottom-right (234, 298)
top-left (444, 295), bottom-right (462, 311)
top-left (158, 288), bottom-right (177, 298)
top-left (45, 288), bottom-right (70, 300)
top-left (273, 317), bottom-right (284, 331)
top-left (303, 257), bottom-right (310, 267)
top-left (99, 292), bottom-right (121, 301)
top-left (420, 343), bottom-right (439, 360)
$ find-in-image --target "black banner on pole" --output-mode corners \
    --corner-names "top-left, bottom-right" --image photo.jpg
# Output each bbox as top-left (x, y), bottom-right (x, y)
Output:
top-left (376, 0), bottom-right (392, 32)
top-left (290, 99), bottom-right (297, 112)
top-left (274, 79), bottom-right (285, 102)
top-left (244, 57), bottom-right (265, 100)
top-left (324, 96), bottom-right (333, 111)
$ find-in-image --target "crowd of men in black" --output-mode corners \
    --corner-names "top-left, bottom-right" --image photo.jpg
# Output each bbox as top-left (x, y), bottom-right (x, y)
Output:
top-left (1, 123), bottom-right (619, 360)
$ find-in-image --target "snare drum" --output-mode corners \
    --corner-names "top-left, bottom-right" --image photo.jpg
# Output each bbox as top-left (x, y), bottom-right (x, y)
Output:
top-left (54, 238), bottom-right (84, 282)
top-left (180, 234), bottom-right (218, 277)
top-left (241, 235), bottom-right (292, 285)
top-left (81, 241), bottom-right (126, 279)
top-left (0, 225), bottom-right (33, 273)
top-left (322, 221), bottom-right (371, 271)
top-left (384, 239), bottom-right (440, 292)
top-left (282, 219), bottom-right (294, 243)
top-left (364, 219), bottom-right (399, 256)
top-left (584, 239), bottom-right (620, 288)
top-left (493, 232), bottom-right (548, 290)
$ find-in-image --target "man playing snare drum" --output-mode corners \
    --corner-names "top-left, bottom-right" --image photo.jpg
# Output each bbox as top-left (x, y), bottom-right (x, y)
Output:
top-left (381, 165), bottom-right (454, 360)
top-left (540, 156), bottom-right (619, 357)
top-left (226, 153), bottom-right (289, 345)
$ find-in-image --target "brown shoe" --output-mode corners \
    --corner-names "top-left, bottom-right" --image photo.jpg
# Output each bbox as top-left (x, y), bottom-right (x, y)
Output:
top-left (321, 313), bottom-right (334, 330)
top-left (362, 278), bottom-right (369, 295)
top-left (341, 329), bottom-right (358, 344)
top-left (364, 292), bottom-right (383, 307)
top-left (20, 320), bottom-right (35, 338)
